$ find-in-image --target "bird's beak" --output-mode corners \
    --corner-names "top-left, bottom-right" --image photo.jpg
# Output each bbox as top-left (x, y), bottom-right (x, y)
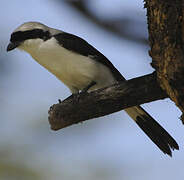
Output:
top-left (7, 42), bottom-right (20, 52)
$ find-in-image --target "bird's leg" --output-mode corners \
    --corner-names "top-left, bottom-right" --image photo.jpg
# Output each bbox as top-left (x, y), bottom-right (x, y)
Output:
top-left (72, 81), bottom-right (97, 102)
top-left (60, 94), bottom-right (73, 103)
top-left (62, 81), bottom-right (96, 103)
top-left (81, 81), bottom-right (96, 94)
top-left (62, 94), bottom-right (75, 102)
top-left (74, 81), bottom-right (97, 102)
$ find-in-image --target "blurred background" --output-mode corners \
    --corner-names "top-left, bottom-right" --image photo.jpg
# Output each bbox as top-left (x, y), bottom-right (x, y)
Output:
top-left (1, 0), bottom-right (184, 179)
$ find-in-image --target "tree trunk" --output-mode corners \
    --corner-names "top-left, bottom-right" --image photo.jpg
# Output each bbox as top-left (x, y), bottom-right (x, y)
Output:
top-left (145, 0), bottom-right (184, 122)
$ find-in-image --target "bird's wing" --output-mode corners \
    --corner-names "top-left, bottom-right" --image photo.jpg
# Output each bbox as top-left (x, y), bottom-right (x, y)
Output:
top-left (54, 32), bottom-right (124, 81)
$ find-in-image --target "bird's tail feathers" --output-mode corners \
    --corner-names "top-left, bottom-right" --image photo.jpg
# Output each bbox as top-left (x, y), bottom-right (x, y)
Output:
top-left (125, 106), bottom-right (179, 156)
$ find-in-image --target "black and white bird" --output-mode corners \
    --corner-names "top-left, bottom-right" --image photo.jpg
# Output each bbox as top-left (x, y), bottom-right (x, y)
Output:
top-left (7, 22), bottom-right (179, 156)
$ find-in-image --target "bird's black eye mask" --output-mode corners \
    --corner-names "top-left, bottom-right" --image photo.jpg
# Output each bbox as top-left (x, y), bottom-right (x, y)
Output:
top-left (10, 29), bottom-right (51, 43)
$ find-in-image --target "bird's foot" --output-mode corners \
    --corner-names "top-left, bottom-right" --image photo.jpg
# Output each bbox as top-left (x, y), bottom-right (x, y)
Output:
top-left (72, 91), bottom-right (88, 103)
top-left (62, 92), bottom-right (85, 103)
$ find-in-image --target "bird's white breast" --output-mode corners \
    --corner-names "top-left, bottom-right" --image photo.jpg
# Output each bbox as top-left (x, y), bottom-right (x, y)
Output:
top-left (24, 38), bottom-right (116, 93)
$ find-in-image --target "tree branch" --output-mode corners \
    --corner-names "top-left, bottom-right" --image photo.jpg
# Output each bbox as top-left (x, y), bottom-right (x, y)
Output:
top-left (48, 72), bottom-right (167, 130)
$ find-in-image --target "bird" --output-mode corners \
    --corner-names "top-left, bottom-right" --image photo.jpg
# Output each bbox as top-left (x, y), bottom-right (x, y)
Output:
top-left (7, 22), bottom-right (179, 156)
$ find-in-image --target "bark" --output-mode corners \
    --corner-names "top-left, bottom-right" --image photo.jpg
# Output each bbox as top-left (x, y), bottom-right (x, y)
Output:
top-left (145, 0), bottom-right (184, 122)
top-left (48, 73), bottom-right (167, 130)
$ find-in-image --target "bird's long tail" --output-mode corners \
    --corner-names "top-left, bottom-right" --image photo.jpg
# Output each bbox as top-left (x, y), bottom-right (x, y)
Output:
top-left (125, 106), bottom-right (179, 156)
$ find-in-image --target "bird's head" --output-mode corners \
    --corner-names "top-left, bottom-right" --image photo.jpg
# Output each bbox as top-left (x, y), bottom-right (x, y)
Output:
top-left (7, 22), bottom-right (52, 52)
